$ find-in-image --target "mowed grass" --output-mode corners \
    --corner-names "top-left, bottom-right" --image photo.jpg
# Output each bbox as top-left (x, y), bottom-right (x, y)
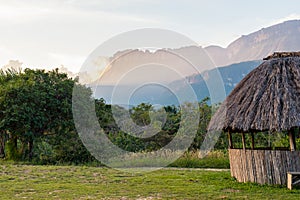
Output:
top-left (0, 164), bottom-right (299, 199)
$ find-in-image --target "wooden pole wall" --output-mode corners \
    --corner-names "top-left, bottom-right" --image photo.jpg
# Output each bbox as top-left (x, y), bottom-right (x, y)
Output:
top-left (229, 149), bottom-right (300, 185)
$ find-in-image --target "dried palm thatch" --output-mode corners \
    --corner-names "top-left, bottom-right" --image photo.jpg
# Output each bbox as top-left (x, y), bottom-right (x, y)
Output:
top-left (208, 53), bottom-right (300, 133)
top-left (263, 51), bottom-right (300, 60)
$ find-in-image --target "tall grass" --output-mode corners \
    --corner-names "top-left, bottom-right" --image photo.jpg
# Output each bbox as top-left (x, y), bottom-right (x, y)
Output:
top-left (168, 150), bottom-right (230, 168)
top-left (0, 150), bottom-right (230, 169)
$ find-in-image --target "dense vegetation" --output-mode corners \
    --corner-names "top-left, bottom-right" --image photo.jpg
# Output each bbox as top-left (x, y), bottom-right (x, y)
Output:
top-left (0, 68), bottom-right (95, 164)
top-left (0, 68), bottom-right (295, 166)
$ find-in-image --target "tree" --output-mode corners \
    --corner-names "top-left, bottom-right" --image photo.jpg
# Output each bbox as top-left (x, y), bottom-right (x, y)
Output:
top-left (129, 103), bottom-right (152, 126)
top-left (0, 68), bottom-right (93, 162)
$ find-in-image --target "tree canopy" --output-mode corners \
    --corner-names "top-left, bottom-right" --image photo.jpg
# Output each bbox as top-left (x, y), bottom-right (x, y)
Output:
top-left (0, 68), bottom-right (94, 163)
top-left (0, 68), bottom-right (230, 164)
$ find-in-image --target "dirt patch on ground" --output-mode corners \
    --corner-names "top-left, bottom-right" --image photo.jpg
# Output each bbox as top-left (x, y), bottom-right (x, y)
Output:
top-left (221, 188), bottom-right (241, 193)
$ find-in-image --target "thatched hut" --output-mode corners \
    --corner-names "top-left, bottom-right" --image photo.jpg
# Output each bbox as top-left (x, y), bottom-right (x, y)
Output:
top-left (208, 52), bottom-right (300, 185)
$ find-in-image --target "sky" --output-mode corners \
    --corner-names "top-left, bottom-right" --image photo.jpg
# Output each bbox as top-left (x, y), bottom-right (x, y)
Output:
top-left (1, 0), bottom-right (300, 72)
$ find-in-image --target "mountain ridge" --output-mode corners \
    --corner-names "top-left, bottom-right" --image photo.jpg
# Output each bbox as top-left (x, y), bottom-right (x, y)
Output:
top-left (90, 19), bottom-right (300, 105)
top-left (204, 20), bottom-right (300, 66)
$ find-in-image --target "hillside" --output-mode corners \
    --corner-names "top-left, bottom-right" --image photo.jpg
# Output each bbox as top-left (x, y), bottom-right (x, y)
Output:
top-left (157, 60), bottom-right (262, 105)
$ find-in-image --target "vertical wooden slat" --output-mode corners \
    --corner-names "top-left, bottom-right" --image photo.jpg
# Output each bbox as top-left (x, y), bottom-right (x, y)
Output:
top-left (245, 150), bottom-right (252, 182)
top-left (252, 150), bottom-right (260, 183)
top-left (241, 150), bottom-right (248, 182)
top-left (280, 151), bottom-right (287, 185)
top-left (259, 150), bottom-right (264, 184)
top-left (252, 150), bottom-right (257, 183)
top-left (286, 151), bottom-right (292, 172)
top-left (236, 149), bottom-right (242, 182)
top-left (259, 150), bottom-right (266, 184)
top-left (268, 150), bottom-right (274, 184)
top-left (295, 151), bottom-right (300, 172)
top-left (229, 149), bottom-right (233, 177)
top-left (229, 149), bottom-right (236, 178)
top-left (274, 151), bottom-right (282, 184)
top-left (274, 150), bottom-right (280, 185)
top-left (247, 150), bottom-right (254, 182)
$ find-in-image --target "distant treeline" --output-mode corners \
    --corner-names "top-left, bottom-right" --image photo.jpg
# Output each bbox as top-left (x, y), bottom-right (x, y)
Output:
top-left (0, 68), bottom-right (291, 165)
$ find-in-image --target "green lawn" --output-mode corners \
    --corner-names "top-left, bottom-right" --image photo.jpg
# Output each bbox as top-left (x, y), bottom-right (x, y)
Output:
top-left (0, 164), bottom-right (299, 199)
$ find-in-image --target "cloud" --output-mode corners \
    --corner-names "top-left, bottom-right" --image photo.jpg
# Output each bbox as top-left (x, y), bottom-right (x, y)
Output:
top-left (1, 60), bottom-right (23, 71)
top-left (0, 1), bottom-right (160, 24)
top-left (0, 1), bottom-right (162, 73)
top-left (0, 4), bottom-right (51, 22)
top-left (64, 0), bottom-right (160, 10)
top-left (0, 45), bottom-right (16, 68)
top-left (48, 52), bottom-right (86, 72)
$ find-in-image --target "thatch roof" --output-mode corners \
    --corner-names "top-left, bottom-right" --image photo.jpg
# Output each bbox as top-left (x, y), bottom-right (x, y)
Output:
top-left (208, 52), bottom-right (300, 133)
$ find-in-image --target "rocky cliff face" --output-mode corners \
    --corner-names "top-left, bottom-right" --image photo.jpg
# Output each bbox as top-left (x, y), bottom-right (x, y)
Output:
top-left (87, 20), bottom-right (300, 86)
top-left (205, 20), bottom-right (300, 66)
top-left (88, 20), bottom-right (300, 105)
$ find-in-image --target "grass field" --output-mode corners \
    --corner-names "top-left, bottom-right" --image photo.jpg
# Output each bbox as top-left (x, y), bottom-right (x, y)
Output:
top-left (0, 164), bottom-right (300, 199)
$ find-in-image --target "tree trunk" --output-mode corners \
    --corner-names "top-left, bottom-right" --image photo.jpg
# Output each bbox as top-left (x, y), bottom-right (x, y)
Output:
top-left (0, 133), bottom-right (5, 158)
top-left (7, 135), bottom-right (18, 160)
top-left (28, 139), bottom-right (33, 161)
top-left (13, 136), bottom-right (17, 149)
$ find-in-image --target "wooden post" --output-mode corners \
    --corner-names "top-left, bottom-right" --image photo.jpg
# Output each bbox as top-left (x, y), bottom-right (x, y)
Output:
top-left (251, 132), bottom-right (255, 150)
top-left (242, 133), bottom-right (246, 150)
top-left (287, 173), bottom-right (293, 190)
top-left (228, 131), bottom-right (233, 149)
top-left (289, 130), bottom-right (296, 151)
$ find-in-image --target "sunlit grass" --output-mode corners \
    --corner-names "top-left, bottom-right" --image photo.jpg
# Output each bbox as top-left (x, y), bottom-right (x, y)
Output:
top-left (169, 150), bottom-right (230, 168)
top-left (0, 163), bottom-right (299, 199)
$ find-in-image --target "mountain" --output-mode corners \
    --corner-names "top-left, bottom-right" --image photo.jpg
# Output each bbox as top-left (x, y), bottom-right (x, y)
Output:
top-left (84, 20), bottom-right (300, 86)
top-left (88, 20), bottom-right (300, 105)
top-left (88, 46), bottom-right (215, 86)
top-left (205, 20), bottom-right (300, 66)
top-left (93, 60), bottom-right (261, 105)
top-left (156, 60), bottom-right (262, 105)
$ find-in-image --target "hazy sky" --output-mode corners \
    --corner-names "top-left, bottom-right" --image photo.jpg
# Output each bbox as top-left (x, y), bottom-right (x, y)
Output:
top-left (1, 0), bottom-right (300, 72)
